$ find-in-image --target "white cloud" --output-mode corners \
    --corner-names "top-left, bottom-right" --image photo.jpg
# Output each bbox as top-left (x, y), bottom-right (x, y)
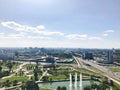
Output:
top-left (0, 32), bottom-right (53, 40)
top-left (41, 31), bottom-right (64, 36)
top-left (103, 33), bottom-right (108, 37)
top-left (36, 25), bottom-right (45, 30)
top-left (102, 30), bottom-right (115, 37)
top-left (66, 34), bottom-right (88, 40)
top-left (8, 33), bottom-right (25, 38)
top-left (0, 33), bottom-right (25, 39)
top-left (104, 30), bottom-right (114, 33)
top-left (0, 32), bottom-right (4, 36)
top-left (1, 21), bottom-right (64, 36)
top-left (27, 36), bottom-right (51, 40)
top-left (89, 36), bottom-right (102, 40)
top-left (1, 21), bottom-right (25, 31)
top-left (66, 34), bottom-right (103, 41)
top-left (1, 21), bottom-right (118, 48)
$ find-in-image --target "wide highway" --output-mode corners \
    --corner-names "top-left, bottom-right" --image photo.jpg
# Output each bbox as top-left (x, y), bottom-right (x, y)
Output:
top-left (73, 56), bottom-right (120, 86)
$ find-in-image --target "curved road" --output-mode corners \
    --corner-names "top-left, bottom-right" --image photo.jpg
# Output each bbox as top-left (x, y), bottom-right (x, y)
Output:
top-left (74, 56), bottom-right (120, 86)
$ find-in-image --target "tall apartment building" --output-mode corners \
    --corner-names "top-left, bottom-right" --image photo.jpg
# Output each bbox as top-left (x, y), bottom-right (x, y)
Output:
top-left (107, 50), bottom-right (113, 64)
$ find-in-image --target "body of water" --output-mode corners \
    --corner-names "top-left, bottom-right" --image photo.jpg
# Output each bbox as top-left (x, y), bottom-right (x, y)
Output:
top-left (38, 80), bottom-right (99, 90)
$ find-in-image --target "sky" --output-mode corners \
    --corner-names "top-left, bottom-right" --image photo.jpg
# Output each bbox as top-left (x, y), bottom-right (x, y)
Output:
top-left (0, 0), bottom-right (120, 48)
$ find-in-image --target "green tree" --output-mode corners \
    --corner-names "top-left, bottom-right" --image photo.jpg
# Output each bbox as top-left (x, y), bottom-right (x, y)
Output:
top-left (34, 69), bottom-right (38, 81)
top-left (4, 80), bottom-right (10, 87)
top-left (57, 86), bottom-right (66, 90)
top-left (84, 85), bottom-right (91, 90)
top-left (0, 71), bottom-right (10, 78)
top-left (21, 81), bottom-right (26, 90)
top-left (36, 60), bottom-right (39, 68)
top-left (13, 80), bottom-right (18, 86)
top-left (0, 82), bottom-right (2, 87)
top-left (42, 76), bottom-right (49, 81)
top-left (25, 80), bottom-right (39, 90)
top-left (99, 78), bottom-right (109, 90)
top-left (91, 82), bottom-right (99, 89)
top-left (49, 78), bottom-right (52, 82)
top-left (99, 83), bottom-right (107, 90)
top-left (19, 69), bottom-right (24, 76)
top-left (57, 86), bottom-right (61, 90)
top-left (6, 62), bottom-right (13, 72)
top-left (110, 80), bottom-right (113, 86)
top-left (62, 86), bottom-right (67, 90)
top-left (0, 66), bottom-right (2, 72)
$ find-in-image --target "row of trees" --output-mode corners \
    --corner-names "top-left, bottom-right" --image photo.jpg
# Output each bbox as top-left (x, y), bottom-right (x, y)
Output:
top-left (0, 80), bottom-right (18, 87)
top-left (0, 60), bottom-right (13, 72)
top-left (84, 78), bottom-right (120, 90)
top-left (57, 86), bottom-right (66, 90)
top-left (47, 52), bottom-right (72, 59)
top-left (0, 60), bottom-right (20, 73)
top-left (48, 68), bottom-right (69, 77)
top-left (0, 71), bottom-right (10, 78)
top-left (21, 80), bottom-right (39, 90)
top-left (0, 60), bottom-right (13, 78)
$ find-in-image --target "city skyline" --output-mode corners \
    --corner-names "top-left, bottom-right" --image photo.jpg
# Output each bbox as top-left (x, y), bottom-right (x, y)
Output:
top-left (0, 0), bottom-right (120, 48)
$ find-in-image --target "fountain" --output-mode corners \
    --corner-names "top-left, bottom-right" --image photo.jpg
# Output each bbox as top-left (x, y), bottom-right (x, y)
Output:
top-left (69, 73), bottom-right (72, 87)
top-left (69, 73), bottom-right (82, 90)
top-left (74, 73), bottom-right (77, 87)
top-left (69, 73), bottom-right (72, 90)
top-left (80, 73), bottom-right (82, 90)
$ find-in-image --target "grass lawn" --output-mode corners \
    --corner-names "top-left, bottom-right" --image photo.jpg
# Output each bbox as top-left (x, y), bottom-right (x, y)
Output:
top-left (108, 67), bottom-right (120, 72)
top-left (0, 76), bottom-right (29, 83)
top-left (1, 65), bottom-right (8, 69)
top-left (23, 64), bottom-right (36, 69)
top-left (1, 62), bottom-right (20, 70)
top-left (73, 68), bottom-right (101, 77)
top-left (12, 64), bottom-right (20, 70)
top-left (40, 88), bottom-right (53, 90)
top-left (49, 75), bottom-right (67, 80)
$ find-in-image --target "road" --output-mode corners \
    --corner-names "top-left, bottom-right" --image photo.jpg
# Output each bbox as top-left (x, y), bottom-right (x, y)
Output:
top-left (73, 56), bottom-right (97, 72)
top-left (74, 56), bottom-right (120, 86)
top-left (39, 69), bottom-right (48, 81)
top-left (1, 62), bottom-right (28, 80)
top-left (14, 62), bottom-right (27, 73)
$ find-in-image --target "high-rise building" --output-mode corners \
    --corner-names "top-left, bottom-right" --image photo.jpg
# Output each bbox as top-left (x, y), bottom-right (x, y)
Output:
top-left (107, 50), bottom-right (113, 64)
top-left (83, 52), bottom-right (93, 60)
